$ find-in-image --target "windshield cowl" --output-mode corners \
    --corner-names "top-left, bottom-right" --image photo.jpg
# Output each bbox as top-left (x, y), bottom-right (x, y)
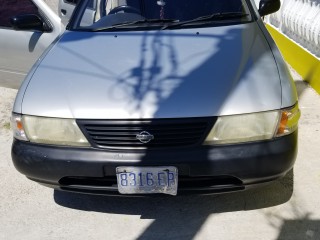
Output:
top-left (91, 18), bottom-right (179, 32)
top-left (161, 12), bottom-right (250, 30)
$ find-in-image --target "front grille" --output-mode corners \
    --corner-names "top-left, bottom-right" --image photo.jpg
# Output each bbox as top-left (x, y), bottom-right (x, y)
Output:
top-left (77, 118), bottom-right (215, 149)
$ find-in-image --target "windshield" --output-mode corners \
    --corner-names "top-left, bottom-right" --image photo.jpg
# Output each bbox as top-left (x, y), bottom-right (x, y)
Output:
top-left (71, 0), bottom-right (252, 31)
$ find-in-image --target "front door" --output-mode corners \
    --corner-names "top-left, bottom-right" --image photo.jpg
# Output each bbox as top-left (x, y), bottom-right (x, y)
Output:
top-left (0, 0), bottom-right (62, 89)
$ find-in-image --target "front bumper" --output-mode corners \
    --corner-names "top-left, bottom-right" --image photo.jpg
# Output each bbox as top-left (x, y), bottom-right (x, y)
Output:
top-left (11, 131), bottom-right (298, 195)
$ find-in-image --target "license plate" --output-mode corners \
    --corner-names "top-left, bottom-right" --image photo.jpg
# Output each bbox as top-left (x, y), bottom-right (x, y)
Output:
top-left (116, 166), bottom-right (178, 195)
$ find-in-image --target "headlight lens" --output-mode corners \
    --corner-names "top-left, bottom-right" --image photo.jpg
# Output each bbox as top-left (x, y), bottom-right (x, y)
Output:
top-left (204, 105), bottom-right (300, 145)
top-left (12, 114), bottom-right (90, 147)
top-left (275, 104), bottom-right (300, 137)
top-left (204, 111), bottom-right (280, 145)
top-left (12, 114), bottom-right (28, 141)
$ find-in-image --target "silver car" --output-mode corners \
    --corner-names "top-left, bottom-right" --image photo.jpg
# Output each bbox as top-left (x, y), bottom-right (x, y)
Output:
top-left (0, 0), bottom-right (61, 89)
top-left (6, 0), bottom-right (300, 196)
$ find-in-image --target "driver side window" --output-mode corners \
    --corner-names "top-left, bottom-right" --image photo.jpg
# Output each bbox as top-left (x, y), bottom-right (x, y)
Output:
top-left (0, 0), bottom-right (38, 28)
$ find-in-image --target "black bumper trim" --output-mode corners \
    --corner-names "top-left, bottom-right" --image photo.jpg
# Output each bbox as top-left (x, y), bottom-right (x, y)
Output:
top-left (12, 131), bottom-right (298, 195)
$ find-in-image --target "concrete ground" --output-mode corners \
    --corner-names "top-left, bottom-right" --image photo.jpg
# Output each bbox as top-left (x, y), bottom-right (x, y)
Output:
top-left (1, 70), bottom-right (320, 240)
top-left (43, 0), bottom-right (59, 12)
top-left (1, 1), bottom-right (320, 240)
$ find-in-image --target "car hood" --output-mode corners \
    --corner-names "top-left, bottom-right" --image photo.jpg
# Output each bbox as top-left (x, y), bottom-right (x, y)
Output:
top-left (22, 23), bottom-right (281, 119)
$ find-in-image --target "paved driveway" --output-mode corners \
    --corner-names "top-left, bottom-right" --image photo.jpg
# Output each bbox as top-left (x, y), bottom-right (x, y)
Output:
top-left (1, 2), bottom-right (320, 239)
top-left (44, 0), bottom-right (58, 12)
top-left (1, 68), bottom-right (319, 240)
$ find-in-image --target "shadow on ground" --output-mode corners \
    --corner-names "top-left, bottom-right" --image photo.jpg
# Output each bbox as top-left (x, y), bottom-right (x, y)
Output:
top-left (276, 219), bottom-right (320, 240)
top-left (54, 171), bottom-right (293, 239)
top-left (295, 80), bottom-right (310, 99)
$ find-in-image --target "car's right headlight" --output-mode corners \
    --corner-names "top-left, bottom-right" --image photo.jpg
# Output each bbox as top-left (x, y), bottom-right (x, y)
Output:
top-left (204, 104), bottom-right (300, 145)
top-left (275, 104), bottom-right (300, 137)
top-left (12, 114), bottom-right (90, 147)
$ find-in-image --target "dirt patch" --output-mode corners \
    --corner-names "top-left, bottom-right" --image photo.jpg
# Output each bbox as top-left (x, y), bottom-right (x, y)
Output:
top-left (0, 87), bottom-right (17, 136)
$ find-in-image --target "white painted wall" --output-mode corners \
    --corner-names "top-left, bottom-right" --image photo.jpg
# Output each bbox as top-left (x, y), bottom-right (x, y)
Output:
top-left (263, 0), bottom-right (320, 58)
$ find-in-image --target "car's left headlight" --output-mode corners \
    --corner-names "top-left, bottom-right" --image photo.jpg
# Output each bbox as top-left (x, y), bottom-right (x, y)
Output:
top-left (204, 105), bottom-right (300, 145)
top-left (12, 114), bottom-right (90, 147)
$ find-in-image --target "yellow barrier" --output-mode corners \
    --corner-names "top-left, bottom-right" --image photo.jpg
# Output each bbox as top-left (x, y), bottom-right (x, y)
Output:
top-left (266, 24), bottom-right (320, 94)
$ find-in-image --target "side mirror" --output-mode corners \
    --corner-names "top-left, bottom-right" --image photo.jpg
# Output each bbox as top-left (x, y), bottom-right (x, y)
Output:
top-left (10, 14), bottom-right (50, 32)
top-left (258, 0), bottom-right (281, 16)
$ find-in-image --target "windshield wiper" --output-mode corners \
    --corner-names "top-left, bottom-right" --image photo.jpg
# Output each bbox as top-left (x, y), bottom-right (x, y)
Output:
top-left (92, 19), bottom-right (179, 32)
top-left (135, 19), bottom-right (179, 24)
top-left (162, 12), bottom-right (249, 30)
